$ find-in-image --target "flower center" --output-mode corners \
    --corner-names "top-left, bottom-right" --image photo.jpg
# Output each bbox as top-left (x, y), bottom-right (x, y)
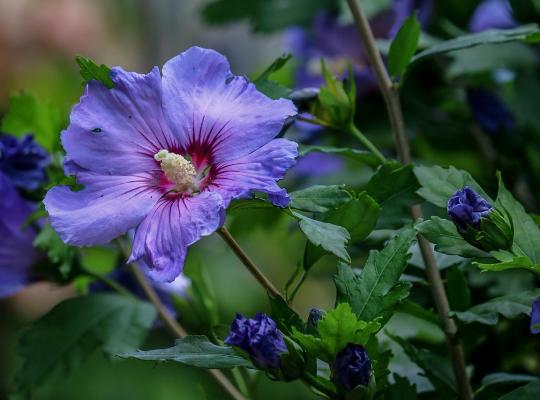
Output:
top-left (154, 149), bottom-right (197, 192)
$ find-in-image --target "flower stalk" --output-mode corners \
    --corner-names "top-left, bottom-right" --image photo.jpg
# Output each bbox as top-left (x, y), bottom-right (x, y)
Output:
top-left (345, 1), bottom-right (473, 398)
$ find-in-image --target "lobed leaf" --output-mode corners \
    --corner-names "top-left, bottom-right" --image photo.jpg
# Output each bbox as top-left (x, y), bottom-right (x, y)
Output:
top-left (75, 56), bottom-right (114, 89)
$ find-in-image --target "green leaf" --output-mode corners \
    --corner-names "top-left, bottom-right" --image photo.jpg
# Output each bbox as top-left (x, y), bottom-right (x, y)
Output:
top-left (476, 373), bottom-right (540, 399)
top-left (33, 223), bottom-right (78, 278)
top-left (317, 61), bottom-right (355, 126)
top-left (304, 193), bottom-right (380, 269)
top-left (14, 294), bottom-right (156, 391)
top-left (495, 173), bottom-right (540, 263)
top-left (411, 25), bottom-right (540, 65)
top-left (474, 252), bottom-right (540, 275)
top-left (201, 0), bottom-right (336, 33)
top-left (450, 289), bottom-right (540, 325)
top-left (385, 374), bottom-right (418, 400)
top-left (1, 91), bottom-right (63, 152)
top-left (335, 227), bottom-right (416, 322)
top-left (119, 335), bottom-right (253, 369)
top-left (416, 217), bottom-right (488, 258)
top-left (268, 295), bottom-right (305, 335)
top-left (75, 56), bottom-right (114, 89)
top-left (446, 267), bottom-right (471, 312)
top-left (500, 381), bottom-right (540, 399)
top-left (289, 185), bottom-right (352, 213)
top-left (414, 165), bottom-right (491, 208)
top-left (292, 303), bottom-right (380, 362)
top-left (388, 14), bottom-right (421, 79)
top-left (389, 334), bottom-right (457, 399)
top-left (293, 211), bottom-right (351, 264)
top-left (298, 144), bottom-right (381, 168)
top-left (254, 54), bottom-right (292, 99)
top-left (367, 162), bottom-right (420, 228)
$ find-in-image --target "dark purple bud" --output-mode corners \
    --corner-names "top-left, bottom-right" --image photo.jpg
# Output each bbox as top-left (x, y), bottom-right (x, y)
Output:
top-left (307, 308), bottom-right (325, 335)
top-left (225, 313), bottom-right (287, 369)
top-left (466, 89), bottom-right (514, 136)
top-left (448, 187), bottom-right (493, 231)
top-left (0, 134), bottom-right (49, 190)
top-left (333, 343), bottom-right (372, 391)
top-left (531, 298), bottom-right (540, 334)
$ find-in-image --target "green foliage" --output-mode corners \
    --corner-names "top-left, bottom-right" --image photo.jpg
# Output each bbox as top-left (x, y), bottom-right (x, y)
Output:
top-left (292, 210), bottom-right (351, 264)
top-left (474, 251), bottom-right (540, 275)
top-left (298, 144), bottom-right (382, 168)
top-left (253, 53), bottom-right (292, 99)
top-left (389, 334), bottom-right (457, 399)
top-left (304, 192), bottom-right (380, 269)
top-left (14, 294), bottom-right (156, 392)
top-left (289, 185), bottom-right (352, 213)
top-left (268, 295), bottom-right (305, 335)
top-left (495, 173), bottom-right (540, 263)
top-left (475, 373), bottom-right (540, 400)
top-left (414, 165), bottom-right (491, 208)
top-left (292, 303), bottom-right (380, 362)
top-left (200, 0), bottom-right (336, 32)
top-left (385, 374), bottom-right (417, 399)
top-left (388, 14), bottom-right (421, 79)
top-left (366, 162), bottom-right (420, 228)
top-left (446, 267), bottom-right (471, 312)
top-left (119, 335), bottom-right (253, 369)
top-left (335, 227), bottom-right (416, 322)
top-left (450, 289), bottom-right (540, 325)
top-left (500, 380), bottom-right (540, 399)
top-left (33, 223), bottom-right (78, 278)
top-left (1, 91), bottom-right (64, 152)
top-left (75, 56), bottom-right (114, 89)
top-left (416, 217), bottom-right (488, 258)
top-left (411, 25), bottom-right (540, 65)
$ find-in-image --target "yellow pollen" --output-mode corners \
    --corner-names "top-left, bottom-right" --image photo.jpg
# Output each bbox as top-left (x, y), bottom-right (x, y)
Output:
top-left (154, 149), bottom-right (197, 191)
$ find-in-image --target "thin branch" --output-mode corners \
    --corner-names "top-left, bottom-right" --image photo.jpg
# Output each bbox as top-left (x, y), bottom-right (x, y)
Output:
top-left (218, 227), bottom-right (282, 299)
top-left (345, 1), bottom-right (473, 398)
top-left (116, 239), bottom-right (247, 400)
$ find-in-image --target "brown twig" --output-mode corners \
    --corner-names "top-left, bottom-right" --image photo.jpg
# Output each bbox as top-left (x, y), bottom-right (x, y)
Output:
top-left (345, 1), bottom-right (473, 398)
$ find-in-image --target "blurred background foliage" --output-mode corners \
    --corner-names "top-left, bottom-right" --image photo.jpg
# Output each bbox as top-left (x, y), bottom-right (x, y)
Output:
top-left (1, 0), bottom-right (540, 399)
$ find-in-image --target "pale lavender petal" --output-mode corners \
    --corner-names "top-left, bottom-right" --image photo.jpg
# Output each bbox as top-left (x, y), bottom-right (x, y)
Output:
top-left (161, 47), bottom-right (297, 164)
top-left (62, 66), bottom-right (177, 176)
top-left (44, 172), bottom-right (161, 246)
top-left (469, 0), bottom-right (516, 32)
top-left (208, 138), bottom-right (297, 207)
top-left (0, 173), bottom-right (38, 297)
top-left (129, 191), bottom-right (224, 282)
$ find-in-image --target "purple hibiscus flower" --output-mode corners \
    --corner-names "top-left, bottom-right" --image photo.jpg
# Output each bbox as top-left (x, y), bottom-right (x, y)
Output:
top-left (225, 312), bottom-right (287, 369)
top-left (469, 0), bottom-right (516, 33)
top-left (44, 47), bottom-right (297, 282)
top-left (0, 173), bottom-right (40, 297)
top-left (333, 343), bottom-right (372, 391)
top-left (448, 187), bottom-right (493, 231)
top-left (0, 133), bottom-right (49, 191)
top-left (531, 298), bottom-right (540, 334)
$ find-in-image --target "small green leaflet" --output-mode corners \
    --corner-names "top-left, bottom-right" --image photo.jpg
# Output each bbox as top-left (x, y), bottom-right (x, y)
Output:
top-left (1, 91), bottom-right (63, 152)
top-left (450, 289), bottom-right (540, 325)
top-left (415, 217), bottom-right (488, 258)
top-left (474, 251), bottom-right (540, 275)
top-left (14, 294), bottom-right (156, 392)
top-left (292, 303), bottom-right (380, 362)
top-left (76, 55), bottom-right (114, 89)
top-left (475, 373), bottom-right (540, 399)
top-left (253, 53), bottom-right (292, 99)
top-left (335, 227), bottom-right (416, 322)
top-left (414, 165), bottom-right (491, 208)
top-left (33, 223), bottom-right (78, 278)
top-left (303, 192), bottom-right (380, 269)
top-left (289, 185), bottom-right (352, 213)
top-left (119, 335), bottom-right (253, 369)
top-left (388, 14), bottom-right (421, 79)
top-left (411, 25), bottom-right (540, 65)
top-left (292, 210), bottom-right (351, 264)
top-left (499, 380), bottom-right (540, 399)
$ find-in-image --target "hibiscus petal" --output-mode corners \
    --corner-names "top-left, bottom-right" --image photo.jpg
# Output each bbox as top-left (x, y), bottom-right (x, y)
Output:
top-left (0, 173), bottom-right (38, 297)
top-left (130, 191), bottom-right (224, 282)
top-left (44, 173), bottom-right (161, 246)
top-left (62, 66), bottom-right (178, 176)
top-left (208, 138), bottom-right (297, 207)
top-left (161, 47), bottom-right (297, 164)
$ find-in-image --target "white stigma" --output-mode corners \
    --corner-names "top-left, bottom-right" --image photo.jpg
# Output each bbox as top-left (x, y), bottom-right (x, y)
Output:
top-left (154, 149), bottom-right (197, 192)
